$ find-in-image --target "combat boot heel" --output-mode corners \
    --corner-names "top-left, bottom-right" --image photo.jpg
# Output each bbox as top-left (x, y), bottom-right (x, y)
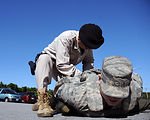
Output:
top-left (32, 92), bottom-right (40, 111)
top-left (32, 102), bottom-right (39, 111)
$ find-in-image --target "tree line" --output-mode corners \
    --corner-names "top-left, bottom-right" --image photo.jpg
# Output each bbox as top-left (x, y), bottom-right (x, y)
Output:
top-left (0, 81), bottom-right (53, 96)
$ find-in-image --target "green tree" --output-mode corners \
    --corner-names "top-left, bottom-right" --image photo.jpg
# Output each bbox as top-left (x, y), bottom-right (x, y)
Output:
top-left (22, 86), bottom-right (27, 92)
top-left (27, 87), bottom-right (37, 95)
top-left (142, 92), bottom-right (150, 98)
top-left (0, 81), bottom-right (7, 88)
top-left (7, 83), bottom-right (19, 92)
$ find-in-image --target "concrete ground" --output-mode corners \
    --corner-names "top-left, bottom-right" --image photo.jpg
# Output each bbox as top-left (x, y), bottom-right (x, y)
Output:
top-left (0, 102), bottom-right (150, 120)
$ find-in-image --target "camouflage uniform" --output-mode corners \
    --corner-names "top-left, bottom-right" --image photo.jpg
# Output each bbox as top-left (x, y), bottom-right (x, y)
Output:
top-left (54, 56), bottom-right (143, 117)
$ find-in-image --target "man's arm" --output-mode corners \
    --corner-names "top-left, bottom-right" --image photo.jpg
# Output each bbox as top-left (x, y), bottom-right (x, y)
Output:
top-left (82, 49), bottom-right (94, 72)
top-left (55, 32), bottom-right (81, 76)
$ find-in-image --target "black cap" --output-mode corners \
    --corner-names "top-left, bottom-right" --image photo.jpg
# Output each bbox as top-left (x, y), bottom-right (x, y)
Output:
top-left (79, 23), bottom-right (104, 49)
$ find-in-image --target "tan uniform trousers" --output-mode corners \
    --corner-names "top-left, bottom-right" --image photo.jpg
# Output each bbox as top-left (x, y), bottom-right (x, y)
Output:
top-left (35, 54), bottom-right (62, 90)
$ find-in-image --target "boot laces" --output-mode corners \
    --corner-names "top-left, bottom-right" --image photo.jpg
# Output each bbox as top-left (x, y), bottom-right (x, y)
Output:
top-left (42, 93), bottom-right (50, 103)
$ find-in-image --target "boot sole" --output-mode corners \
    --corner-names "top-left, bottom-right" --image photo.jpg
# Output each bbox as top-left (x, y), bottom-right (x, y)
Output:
top-left (32, 108), bottom-right (38, 111)
top-left (37, 113), bottom-right (53, 117)
top-left (32, 109), bottom-right (38, 111)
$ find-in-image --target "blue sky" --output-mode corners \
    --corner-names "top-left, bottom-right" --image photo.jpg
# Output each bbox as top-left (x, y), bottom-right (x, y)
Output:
top-left (0, 0), bottom-right (150, 91)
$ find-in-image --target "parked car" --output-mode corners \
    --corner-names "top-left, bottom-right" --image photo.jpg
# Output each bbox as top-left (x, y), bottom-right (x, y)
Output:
top-left (0, 88), bottom-right (21, 102)
top-left (20, 92), bottom-right (37, 103)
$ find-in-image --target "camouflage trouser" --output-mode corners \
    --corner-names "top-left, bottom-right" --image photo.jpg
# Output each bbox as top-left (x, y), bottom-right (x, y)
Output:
top-left (138, 98), bottom-right (150, 112)
top-left (49, 94), bottom-right (84, 116)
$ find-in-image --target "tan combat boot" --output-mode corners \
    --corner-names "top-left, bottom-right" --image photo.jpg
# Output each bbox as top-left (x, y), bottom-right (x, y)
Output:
top-left (32, 92), bottom-right (40, 111)
top-left (37, 88), bottom-right (55, 117)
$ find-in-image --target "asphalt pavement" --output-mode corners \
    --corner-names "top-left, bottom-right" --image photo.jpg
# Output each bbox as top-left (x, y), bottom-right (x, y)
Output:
top-left (0, 102), bottom-right (150, 120)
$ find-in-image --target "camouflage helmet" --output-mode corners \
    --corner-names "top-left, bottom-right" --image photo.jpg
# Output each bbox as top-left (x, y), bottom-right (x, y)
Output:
top-left (101, 56), bottom-right (133, 98)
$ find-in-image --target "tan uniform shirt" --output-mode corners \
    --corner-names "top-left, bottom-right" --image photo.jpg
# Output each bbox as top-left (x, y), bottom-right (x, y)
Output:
top-left (42, 30), bottom-right (94, 77)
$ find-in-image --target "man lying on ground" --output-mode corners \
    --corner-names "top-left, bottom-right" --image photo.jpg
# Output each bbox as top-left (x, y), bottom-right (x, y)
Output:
top-left (52, 56), bottom-right (148, 117)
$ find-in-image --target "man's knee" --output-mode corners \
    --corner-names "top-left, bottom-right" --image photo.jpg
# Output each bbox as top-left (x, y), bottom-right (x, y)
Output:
top-left (36, 54), bottom-right (53, 71)
top-left (38, 54), bottom-right (51, 63)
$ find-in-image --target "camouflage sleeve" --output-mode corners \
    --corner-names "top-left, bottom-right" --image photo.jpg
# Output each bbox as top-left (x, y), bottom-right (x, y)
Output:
top-left (131, 72), bottom-right (143, 98)
top-left (125, 72), bottom-right (145, 113)
top-left (131, 72), bottom-right (146, 112)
